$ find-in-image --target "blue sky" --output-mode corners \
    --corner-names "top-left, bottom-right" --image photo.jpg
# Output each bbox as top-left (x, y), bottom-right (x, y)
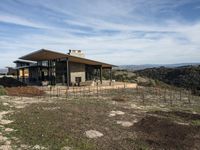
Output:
top-left (0, 0), bottom-right (200, 68)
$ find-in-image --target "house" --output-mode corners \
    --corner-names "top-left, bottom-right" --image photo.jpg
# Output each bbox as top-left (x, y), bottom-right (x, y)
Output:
top-left (14, 49), bottom-right (115, 86)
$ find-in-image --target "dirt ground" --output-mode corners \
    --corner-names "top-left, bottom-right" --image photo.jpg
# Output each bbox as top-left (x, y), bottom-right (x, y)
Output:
top-left (0, 88), bottom-right (200, 150)
top-left (5, 86), bottom-right (45, 96)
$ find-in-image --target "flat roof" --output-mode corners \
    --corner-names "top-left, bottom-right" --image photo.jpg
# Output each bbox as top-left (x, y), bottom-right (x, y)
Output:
top-left (19, 49), bottom-right (116, 68)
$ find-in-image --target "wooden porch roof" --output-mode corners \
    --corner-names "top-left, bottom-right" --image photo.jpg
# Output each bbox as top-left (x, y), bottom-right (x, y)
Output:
top-left (19, 49), bottom-right (116, 68)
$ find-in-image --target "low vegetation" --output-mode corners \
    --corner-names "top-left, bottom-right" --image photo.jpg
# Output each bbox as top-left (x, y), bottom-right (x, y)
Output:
top-left (9, 100), bottom-right (109, 149)
top-left (104, 66), bottom-right (200, 96)
top-left (0, 77), bottom-right (26, 87)
top-left (103, 69), bottom-right (137, 83)
top-left (136, 65), bottom-right (200, 95)
top-left (103, 69), bottom-right (176, 89)
top-left (0, 86), bottom-right (6, 95)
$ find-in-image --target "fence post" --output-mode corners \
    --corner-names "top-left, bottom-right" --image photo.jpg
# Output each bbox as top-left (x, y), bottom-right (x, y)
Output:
top-left (56, 87), bottom-right (58, 97)
top-left (97, 82), bottom-right (99, 97)
top-left (66, 88), bottom-right (68, 98)
top-left (164, 88), bottom-right (167, 103)
top-left (188, 91), bottom-right (191, 104)
top-left (170, 90), bottom-right (173, 106)
top-left (142, 88), bottom-right (145, 104)
top-left (73, 86), bottom-right (75, 97)
top-left (136, 86), bottom-right (139, 95)
top-left (179, 89), bottom-right (182, 101)
top-left (89, 87), bottom-right (91, 96)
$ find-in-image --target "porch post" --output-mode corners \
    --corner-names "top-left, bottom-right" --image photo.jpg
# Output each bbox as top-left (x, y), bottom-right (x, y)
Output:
top-left (47, 60), bottom-right (50, 84)
top-left (49, 60), bottom-right (53, 85)
top-left (66, 58), bottom-right (70, 89)
top-left (109, 67), bottom-right (112, 86)
top-left (53, 59), bottom-right (57, 85)
top-left (17, 69), bottom-right (19, 80)
top-left (37, 67), bottom-right (40, 84)
top-left (100, 66), bottom-right (102, 84)
top-left (22, 68), bottom-right (25, 83)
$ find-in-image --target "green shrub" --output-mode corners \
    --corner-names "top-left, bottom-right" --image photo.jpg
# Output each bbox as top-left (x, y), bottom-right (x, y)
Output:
top-left (0, 86), bottom-right (6, 95)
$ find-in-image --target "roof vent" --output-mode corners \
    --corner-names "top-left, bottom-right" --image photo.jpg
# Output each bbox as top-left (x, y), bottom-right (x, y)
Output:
top-left (68, 50), bottom-right (85, 58)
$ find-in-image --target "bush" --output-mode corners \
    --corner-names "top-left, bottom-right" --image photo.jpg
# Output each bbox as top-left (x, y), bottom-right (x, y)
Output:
top-left (0, 86), bottom-right (6, 95)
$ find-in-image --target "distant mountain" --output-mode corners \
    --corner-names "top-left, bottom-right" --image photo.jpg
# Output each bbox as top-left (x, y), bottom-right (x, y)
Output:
top-left (0, 68), bottom-right (8, 74)
top-left (118, 63), bottom-right (200, 71)
top-left (118, 64), bottom-right (160, 71)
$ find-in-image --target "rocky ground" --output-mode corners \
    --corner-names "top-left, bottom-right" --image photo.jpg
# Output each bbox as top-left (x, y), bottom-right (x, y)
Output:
top-left (0, 88), bottom-right (200, 150)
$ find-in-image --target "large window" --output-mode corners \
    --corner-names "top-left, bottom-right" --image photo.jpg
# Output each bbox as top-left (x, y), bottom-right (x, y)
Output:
top-left (37, 61), bottom-right (48, 67)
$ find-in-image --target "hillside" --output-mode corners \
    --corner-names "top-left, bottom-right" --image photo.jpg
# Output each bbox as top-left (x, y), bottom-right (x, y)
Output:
top-left (136, 65), bottom-right (200, 95)
top-left (103, 69), bottom-right (170, 88)
top-left (118, 63), bottom-right (200, 71)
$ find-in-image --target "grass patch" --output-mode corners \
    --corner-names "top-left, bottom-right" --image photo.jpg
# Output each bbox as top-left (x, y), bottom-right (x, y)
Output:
top-left (191, 120), bottom-right (200, 126)
top-left (122, 138), bottom-right (149, 150)
top-left (8, 98), bottom-right (120, 149)
top-left (9, 101), bottom-right (97, 149)
top-left (4, 88), bottom-right (200, 150)
top-left (7, 97), bottom-right (142, 150)
top-left (0, 102), bottom-right (9, 111)
top-left (132, 139), bottom-right (149, 150)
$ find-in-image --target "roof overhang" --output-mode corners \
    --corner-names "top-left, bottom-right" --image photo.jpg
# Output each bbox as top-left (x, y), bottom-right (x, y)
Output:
top-left (19, 49), bottom-right (116, 68)
top-left (13, 60), bottom-right (35, 64)
top-left (19, 49), bottom-right (67, 61)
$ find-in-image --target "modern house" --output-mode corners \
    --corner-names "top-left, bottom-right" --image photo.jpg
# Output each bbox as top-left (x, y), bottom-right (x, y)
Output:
top-left (14, 49), bottom-right (115, 87)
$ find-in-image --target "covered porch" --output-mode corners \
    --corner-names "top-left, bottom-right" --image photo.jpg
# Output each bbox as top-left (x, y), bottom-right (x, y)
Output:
top-left (17, 49), bottom-right (115, 87)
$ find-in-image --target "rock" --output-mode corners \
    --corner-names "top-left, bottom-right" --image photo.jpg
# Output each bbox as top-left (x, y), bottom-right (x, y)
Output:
top-left (0, 135), bottom-right (8, 142)
top-left (33, 145), bottom-right (41, 149)
top-left (175, 122), bottom-right (190, 126)
top-left (0, 144), bottom-right (12, 150)
top-left (61, 146), bottom-right (72, 150)
top-left (3, 103), bottom-right (9, 106)
top-left (20, 144), bottom-right (30, 149)
top-left (0, 111), bottom-right (14, 125)
top-left (5, 140), bottom-right (11, 145)
top-left (0, 120), bottom-right (13, 125)
top-left (116, 121), bottom-right (133, 127)
top-left (192, 111), bottom-right (197, 114)
top-left (85, 130), bottom-right (103, 138)
top-left (109, 113), bottom-right (116, 117)
top-left (5, 128), bottom-right (14, 132)
top-left (109, 111), bottom-right (125, 117)
top-left (33, 145), bottom-right (46, 149)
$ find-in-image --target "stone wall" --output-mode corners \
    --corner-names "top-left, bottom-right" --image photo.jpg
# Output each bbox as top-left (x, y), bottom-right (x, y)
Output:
top-left (69, 62), bottom-right (86, 83)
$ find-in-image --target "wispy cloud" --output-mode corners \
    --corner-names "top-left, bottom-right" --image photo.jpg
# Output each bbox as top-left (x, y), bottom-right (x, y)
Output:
top-left (0, 13), bottom-right (51, 29)
top-left (0, 0), bottom-right (200, 67)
